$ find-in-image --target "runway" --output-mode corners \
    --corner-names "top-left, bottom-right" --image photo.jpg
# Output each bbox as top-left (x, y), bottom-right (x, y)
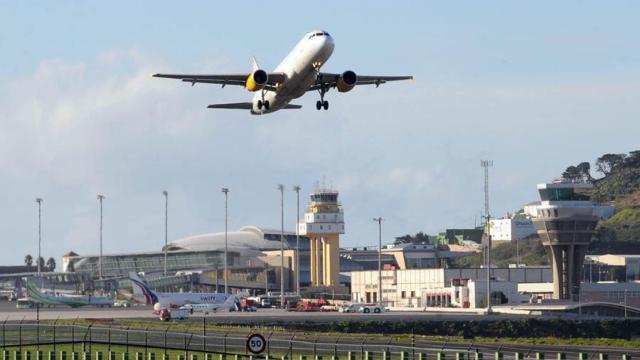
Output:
top-left (0, 301), bottom-right (531, 322)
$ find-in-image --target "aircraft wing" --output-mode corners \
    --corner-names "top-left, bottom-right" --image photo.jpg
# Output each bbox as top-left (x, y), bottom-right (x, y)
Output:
top-left (207, 103), bottom-right (302, 110)
top-left (309, 73), bottom-right (413, 91)
top-left (153, 73), bottom-right (287, 91)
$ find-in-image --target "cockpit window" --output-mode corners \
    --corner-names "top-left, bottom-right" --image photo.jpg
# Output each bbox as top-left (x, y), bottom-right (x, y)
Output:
top-left (309, 32), bottom-right (329, 39)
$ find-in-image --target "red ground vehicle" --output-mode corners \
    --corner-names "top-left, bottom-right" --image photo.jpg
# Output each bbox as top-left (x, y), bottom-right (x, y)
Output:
top-left (296, 298), bottom-right (329, 312)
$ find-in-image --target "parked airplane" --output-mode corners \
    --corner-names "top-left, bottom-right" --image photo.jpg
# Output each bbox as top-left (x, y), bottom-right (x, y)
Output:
top-left (180, 296), bottom-right (237, 315)
top-left (128, 272), bottom-right (229, 309)
top-left (153, 30), bottom-right (412, 114)
top-left (26, 280), bottom-right (112, 308)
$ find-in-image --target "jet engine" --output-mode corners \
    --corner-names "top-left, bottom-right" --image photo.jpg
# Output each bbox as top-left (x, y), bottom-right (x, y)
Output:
top-left (336, 70), bottom-right (357, 92)
top-left (245, 69), bottom-right (268, 91)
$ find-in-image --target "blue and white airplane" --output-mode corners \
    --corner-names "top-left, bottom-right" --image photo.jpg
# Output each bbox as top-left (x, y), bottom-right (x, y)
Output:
top-left (153, 30), bottom-right (413, 115)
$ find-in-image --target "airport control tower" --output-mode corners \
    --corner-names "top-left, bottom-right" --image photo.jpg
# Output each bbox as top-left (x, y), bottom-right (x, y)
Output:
top-left (532, 182), bottom-right (600, 300)
top-left (299, 188), bottom-right (345, 288)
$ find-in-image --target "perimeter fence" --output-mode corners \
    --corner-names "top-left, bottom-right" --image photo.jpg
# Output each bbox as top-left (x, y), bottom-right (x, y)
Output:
top-left (0, 323), bottom-right (637, 360)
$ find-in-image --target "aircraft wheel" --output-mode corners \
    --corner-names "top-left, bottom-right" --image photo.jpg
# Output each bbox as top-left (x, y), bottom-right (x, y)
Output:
top-left (316, 100), bottom-right (322, 110)
top-left (323, 101), bottom-right (329, 110)
top-left (257, 100), bottom-right (263, 109)
top-left (264, 100), bottom-right (270, 110)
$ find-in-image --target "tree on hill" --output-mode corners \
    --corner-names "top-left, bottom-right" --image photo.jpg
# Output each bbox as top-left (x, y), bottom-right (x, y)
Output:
top-left (595, 153), bottom-right (627, 176)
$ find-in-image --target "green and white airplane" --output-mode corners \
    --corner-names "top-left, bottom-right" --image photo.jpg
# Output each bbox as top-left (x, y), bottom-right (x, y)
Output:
top-left (26, 279), bottom-right (112, 308)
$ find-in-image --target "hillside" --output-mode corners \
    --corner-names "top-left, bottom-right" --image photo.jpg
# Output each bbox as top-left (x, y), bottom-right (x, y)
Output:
top-left (453, 238), bottom-right (549, 267)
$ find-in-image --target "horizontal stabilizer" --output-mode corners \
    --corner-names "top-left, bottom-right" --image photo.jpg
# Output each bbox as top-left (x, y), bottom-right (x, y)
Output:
top-left (207, 102), bottom-right (253, 109)
top-left (283, 104), bottom-right (302, 109)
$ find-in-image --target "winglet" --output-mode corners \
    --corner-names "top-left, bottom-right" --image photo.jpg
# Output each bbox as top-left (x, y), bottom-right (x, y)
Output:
top-left (250, 57), bottom-right (259, 71)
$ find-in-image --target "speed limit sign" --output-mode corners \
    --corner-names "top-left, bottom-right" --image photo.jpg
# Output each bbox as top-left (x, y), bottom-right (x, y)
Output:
top-left (246, 333), bottom-right (267, 354)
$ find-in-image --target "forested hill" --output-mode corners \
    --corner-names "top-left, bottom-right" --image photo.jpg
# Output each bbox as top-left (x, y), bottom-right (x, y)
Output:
top-left (562, 150), bottom-right (640, 252)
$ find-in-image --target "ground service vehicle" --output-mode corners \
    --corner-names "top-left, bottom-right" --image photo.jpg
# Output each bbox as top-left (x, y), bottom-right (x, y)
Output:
top-left (358, 305), bottom-right (384, 313)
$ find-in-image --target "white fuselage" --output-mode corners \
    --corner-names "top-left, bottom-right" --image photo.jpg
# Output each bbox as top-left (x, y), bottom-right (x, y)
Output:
top-left (251, 31), bottom-right (335, 114)
top-left (156, 292), bottom-right (228, 308)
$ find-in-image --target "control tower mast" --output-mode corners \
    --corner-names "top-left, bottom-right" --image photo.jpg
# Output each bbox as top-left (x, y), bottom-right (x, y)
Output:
top-left (299, 188), bottom-right (345, 287)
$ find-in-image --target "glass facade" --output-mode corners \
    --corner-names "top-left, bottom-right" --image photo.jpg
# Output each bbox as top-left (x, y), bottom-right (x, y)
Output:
top-left (538, 188), bottom-right (590, 201)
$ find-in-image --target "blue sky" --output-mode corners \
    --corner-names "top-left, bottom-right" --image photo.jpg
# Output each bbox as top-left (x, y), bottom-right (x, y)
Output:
top-left (1, 1), bottom-right (639, 266)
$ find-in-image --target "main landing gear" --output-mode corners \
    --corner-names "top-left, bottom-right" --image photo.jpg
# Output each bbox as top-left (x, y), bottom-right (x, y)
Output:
top-left (316, 83), bottom-right (329, 111)
top-left (257, 89), bottom-right (270, 110)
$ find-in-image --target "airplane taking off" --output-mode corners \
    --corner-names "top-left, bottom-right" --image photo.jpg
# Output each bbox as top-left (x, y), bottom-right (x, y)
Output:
top-left (26, 279), bottom-right (112, 308)
top-left (129, 272), bottom-right (229, 309)
top-left (153, 30), bottom-right (412, 115)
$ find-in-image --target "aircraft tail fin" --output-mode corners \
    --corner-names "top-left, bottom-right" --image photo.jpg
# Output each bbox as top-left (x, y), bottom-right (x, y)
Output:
top-left (250, 57), bottom-right (259, 71)
top-left (128, 272), bottom-right (159, 305)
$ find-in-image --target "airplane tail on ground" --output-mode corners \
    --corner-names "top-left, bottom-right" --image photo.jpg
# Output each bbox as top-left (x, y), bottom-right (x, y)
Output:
top-left (128, 272), bottom-right (159, 305)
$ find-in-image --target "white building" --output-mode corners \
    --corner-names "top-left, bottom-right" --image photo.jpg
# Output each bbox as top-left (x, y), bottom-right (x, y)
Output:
top-left (489, 216), bottom-right (537, 241)
top-left (350, 267), bottom-right (551, 308)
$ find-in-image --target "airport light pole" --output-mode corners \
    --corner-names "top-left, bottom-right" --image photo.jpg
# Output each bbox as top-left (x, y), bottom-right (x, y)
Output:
top-left (35, 198), bottom-right (43, 276)
top-left (278, 184), bottom-right (285, 308)
top-left (222, 187), bottom-right (229, 294)
top-left (97, 194), bottom-right (105, 280)
top-left (481, 160), bottom-right (493, 314)
top-left (373, 217), bottom-right (383, 307)
top-left (293, 185), bottom-right (301, 297)
top-left (162, 190), bottom-right (168, 276)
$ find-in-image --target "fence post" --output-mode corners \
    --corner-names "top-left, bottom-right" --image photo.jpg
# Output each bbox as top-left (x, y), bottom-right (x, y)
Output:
top-left (82, 352), bottom-right (90, 360)
top-left (364, 352), bottom-right (372, 360)
top-left (456, 353), bottom-right (464, 360)
top-left (383, 351), bottom-right (390, 360)
top-left (49, 352), bottom-right (56, 360)
top-left (109, 352), bottom-right (116, 360)
top-left (622, 355), bottom-right (631, 360)
top-left (557, 354), bottom-right (566, 360)
top-left (494, 353), bottom-right (502, 360)
top-left (60, 352), bottom-right (66, 360)
top-left (418, 354), bottom-right (426, 360)
top-left (474, 353), bottom-right (482, 360)
top-left (149, 354), bottom-right (156, 360)
top-left (599, 355), bottom-right (608, 360)
top-left (515, 353), bottom-right (523, 360)
top-left (437, 353), bottom-right (446, 360)
top-left (190, 355), bottom-right (197, 360)
top-left (122, 353), bottom-right (129, 360)
top-left (536, 353), bottom-right (544, 360)
top-left (71, 353), bottom-right (79, 360)
top-left (12, 351), bottom-right (20, 360)
top-left (95, 352), bottom-right (103, 360)
top-left (401, 352), bottom-right (409, 360)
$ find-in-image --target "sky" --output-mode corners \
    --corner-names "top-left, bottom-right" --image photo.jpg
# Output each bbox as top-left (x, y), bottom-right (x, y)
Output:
top-left (1, 1), bottom-right (639, 266)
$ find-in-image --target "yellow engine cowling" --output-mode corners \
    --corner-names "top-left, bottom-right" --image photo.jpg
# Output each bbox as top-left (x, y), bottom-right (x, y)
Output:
top-left (245, 69), bottom-right (268, 92)
top-left (336, 70), bottom-right (357, 92)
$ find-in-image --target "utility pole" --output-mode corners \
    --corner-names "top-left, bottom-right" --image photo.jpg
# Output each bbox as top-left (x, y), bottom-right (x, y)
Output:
top-left (278, 184), bottom-right (285, 308)
top-left (222, 188), bottom-right (229, 294)
top-left (35, 198), bottom-right (43, 276)
top-left (97, 194), bottom-right (105, 280)
top-left (373, 217), bottom-right (383, 307)
top-left (293, 185), bottom-right (301, 297)
top-left (481, 160), bottom-right (493, 314)
top-left (162, 191), bottom-right (168, 276)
